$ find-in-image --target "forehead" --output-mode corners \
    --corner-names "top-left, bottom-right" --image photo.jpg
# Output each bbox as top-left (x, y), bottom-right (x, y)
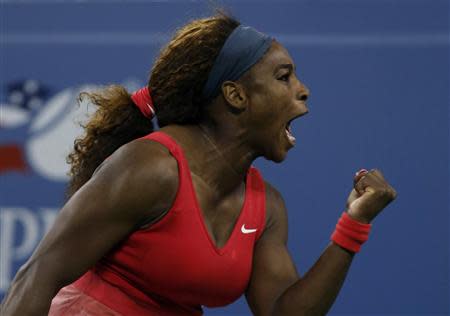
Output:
top-left (251, 41), bottom-right (294, 74)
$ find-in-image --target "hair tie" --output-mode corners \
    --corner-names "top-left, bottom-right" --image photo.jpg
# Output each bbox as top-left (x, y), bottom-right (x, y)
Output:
top-left (131, 87), bottom-right (155, 119)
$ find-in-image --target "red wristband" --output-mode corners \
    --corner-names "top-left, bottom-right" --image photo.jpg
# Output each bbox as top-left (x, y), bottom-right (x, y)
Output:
top-left (331, 212), bottom-right (372, 253)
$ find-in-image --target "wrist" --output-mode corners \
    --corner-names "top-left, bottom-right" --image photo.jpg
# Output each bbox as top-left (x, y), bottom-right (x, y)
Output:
top-left (346, 209), bottom-right (371, 224)
top-left (331, 241), bottom-right (356, 256)
top-left (331, 212), bottom-right (372, 253)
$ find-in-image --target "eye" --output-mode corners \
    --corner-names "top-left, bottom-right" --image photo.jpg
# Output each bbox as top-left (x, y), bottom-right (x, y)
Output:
top-left (278, 73), bottom-right (290, 82)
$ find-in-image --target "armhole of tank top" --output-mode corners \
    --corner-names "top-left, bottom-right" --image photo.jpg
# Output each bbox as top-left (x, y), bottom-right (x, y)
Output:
top-left (134, 134), bottom-right (184, 231)
top-left (252, 168), bottom-right (266, 241)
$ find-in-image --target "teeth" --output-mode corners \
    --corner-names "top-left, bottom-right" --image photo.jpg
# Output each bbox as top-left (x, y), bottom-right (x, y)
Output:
top-left (285, 125), bottom-right (296, 143)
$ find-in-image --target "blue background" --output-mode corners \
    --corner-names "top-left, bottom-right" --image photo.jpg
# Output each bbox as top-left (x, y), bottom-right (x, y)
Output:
top-left (1, 0), bottom-right (449, 315)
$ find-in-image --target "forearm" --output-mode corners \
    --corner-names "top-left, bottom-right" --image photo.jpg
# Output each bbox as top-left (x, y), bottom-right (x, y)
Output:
top-left (273, 242), bottom-right (354, 316)
top-left (1, 264), bottom-right (61, 316)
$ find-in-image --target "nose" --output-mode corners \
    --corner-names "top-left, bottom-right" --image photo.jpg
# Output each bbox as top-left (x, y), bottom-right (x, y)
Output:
top-left (295, 80), bottom-right (310, 115)
top-left (296, 81), bottom-right (310, 102)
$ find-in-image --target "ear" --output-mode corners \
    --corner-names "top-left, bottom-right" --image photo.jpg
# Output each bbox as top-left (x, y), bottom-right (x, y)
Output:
top-left (221, 81), bottom-right (248, 112)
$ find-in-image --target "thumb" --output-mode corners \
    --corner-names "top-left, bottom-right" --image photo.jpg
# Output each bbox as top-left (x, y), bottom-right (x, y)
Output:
top-left (356, 183), bottom-right (377, 197)
top-left (347, 188), bottom-right (360, 205)
top-left (364, 186), bottom-right (376, 194)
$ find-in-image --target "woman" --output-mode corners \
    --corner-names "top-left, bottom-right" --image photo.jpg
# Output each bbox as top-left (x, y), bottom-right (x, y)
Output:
top-left (1, 13), bottom-right (396, 316)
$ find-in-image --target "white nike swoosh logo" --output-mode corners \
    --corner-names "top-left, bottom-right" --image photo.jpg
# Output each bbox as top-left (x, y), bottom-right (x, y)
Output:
top-left (241, 224), bottom-right (257, 234)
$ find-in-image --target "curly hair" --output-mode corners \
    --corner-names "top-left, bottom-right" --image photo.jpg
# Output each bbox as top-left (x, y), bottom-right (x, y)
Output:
top-left (66, 13), bottom-right (240, 198)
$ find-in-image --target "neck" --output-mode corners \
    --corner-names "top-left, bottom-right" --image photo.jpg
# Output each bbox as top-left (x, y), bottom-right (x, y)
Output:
top-left (187, 122), bottom-right (256, 195)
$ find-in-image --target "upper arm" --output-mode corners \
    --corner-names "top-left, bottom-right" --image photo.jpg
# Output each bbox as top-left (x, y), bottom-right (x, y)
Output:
top-left (20, 138), bottom-right (179, 288)
top-left (245, 182), bottom-right (300, 316)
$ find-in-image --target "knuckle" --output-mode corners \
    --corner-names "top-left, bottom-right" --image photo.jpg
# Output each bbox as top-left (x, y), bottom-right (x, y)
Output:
top-left (378, 187), bottom-right (397, 200)
top-left (356, 181), bottom-right (366, 191)
top-left (375, 187), bottom-right (391, 197)
top-left (390, 188), bottom-right (398, 199)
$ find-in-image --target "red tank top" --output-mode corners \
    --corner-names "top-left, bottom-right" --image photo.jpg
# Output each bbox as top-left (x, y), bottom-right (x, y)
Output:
top-left (72, 131), bottom-right (266, 315)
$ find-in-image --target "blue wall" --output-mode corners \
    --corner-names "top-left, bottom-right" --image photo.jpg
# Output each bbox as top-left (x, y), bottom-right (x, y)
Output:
top-left (1, 0), bottom-right (448, 315)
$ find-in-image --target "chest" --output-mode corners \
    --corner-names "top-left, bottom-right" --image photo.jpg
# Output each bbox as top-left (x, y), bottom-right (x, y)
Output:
top-left (102, 161), bottom-right (265, 308)
top-left (190, 173), bottom-right (246, 249)
top-left (122, 181), bottom-right (260, 307)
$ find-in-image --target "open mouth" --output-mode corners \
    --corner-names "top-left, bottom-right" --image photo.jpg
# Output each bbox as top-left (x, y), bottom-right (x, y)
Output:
top-left (283, 108), bottom-right (308, 147)
top-left (285, 122), bottom-right (296, 145)
top-left (284, 113), bottom-right (303, 146)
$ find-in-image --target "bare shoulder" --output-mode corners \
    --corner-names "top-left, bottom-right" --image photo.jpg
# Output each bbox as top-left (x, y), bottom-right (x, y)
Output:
top-left (264, 181), bottom-right (286, 214)
top-left (262, 181), bottom-right (289, 242)
top-left (102, 136), bottom-right (178, 179)
top-left (81, 136), bottom-right (180, 224)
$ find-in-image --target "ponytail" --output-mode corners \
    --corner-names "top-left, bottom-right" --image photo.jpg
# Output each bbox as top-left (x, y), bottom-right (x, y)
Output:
top-left (66, 85), bottom-right (153, 198)
top-left (66, 12), bottom-right (239, 198)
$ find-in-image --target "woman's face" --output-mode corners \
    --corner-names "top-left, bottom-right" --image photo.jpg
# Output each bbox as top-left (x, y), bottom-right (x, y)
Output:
top-left (243, 41), bottom-right (309, 162)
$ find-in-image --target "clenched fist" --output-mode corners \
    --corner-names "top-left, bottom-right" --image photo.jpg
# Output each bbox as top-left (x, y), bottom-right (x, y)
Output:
top-left (346, 169), bottom-right (397, 224)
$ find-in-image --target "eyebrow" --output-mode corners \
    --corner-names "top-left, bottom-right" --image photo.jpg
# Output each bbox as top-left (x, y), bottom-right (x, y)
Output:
top-left (274, 63), bottom-right (296, 73)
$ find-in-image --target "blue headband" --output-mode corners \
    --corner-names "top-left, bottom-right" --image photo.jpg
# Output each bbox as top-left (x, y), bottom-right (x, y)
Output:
top-left (202, 25), bottom-right (273, 100)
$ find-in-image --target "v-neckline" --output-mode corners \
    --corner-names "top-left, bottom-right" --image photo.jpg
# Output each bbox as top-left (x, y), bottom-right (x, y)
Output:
top-left (169, 133), bottom-right (251, 255)
top-left (189, 169), bottom-right (251, 255)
